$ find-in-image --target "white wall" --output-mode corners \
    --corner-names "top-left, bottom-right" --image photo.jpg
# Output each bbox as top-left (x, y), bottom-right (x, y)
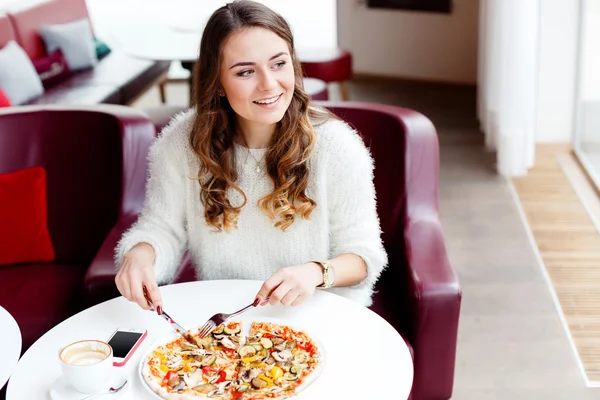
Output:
top-left (86, 0), bottom-right (337, 57)
top-left (535, 0), bottom-right (580, 143)
top-left (337, 0), bottom-right (479, 84)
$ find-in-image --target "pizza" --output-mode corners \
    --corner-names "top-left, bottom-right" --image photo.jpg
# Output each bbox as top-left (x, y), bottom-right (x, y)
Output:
top-left (142, 321), bottom-right (321, 399)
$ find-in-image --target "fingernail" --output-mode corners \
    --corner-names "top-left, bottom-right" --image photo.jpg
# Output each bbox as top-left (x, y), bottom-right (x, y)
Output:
top-left (253, 297), bottom-right (261, 307)
top-left (156, 306), bottom-right (162, 315)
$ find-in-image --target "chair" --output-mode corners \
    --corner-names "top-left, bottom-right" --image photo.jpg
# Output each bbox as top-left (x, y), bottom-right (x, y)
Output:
top-left (84, 101), bottom-right (461, 399)
top-left (314, 101), bottom-right (462, 400)
top-left (299, 48), bottom-right (353, 100)
top-left (0, 105), bottom-right (155, 351)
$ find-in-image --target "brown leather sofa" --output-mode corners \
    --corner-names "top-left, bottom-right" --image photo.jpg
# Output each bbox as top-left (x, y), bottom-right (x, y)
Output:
top-left (0, 105), bottom-right (155, 354)
top-left (0, 0), bottom-right (169, 105)
top-left (85, 102), bottom-right (462, 399)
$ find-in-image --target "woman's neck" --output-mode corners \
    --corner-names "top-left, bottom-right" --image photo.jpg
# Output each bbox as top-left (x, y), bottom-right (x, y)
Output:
top-left (235, 118), bottom-right (275, 149)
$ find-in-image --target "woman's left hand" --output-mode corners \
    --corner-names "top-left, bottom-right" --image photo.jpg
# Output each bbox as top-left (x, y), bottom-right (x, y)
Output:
top-left (255, 263), bottom-right (323, 307)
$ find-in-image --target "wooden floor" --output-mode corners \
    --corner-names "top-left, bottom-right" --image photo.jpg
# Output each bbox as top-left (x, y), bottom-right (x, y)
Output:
top-left (513, 154), bottom-right (600, 383)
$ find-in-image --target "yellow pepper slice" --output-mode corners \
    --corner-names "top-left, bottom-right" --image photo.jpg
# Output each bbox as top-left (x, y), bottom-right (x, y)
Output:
top-left (257, 373), bottom-right (274, 387)
top-left (183, 361), bottom-right (193, 372)
top-left (159, 365), bottom-right (170, 373)
top-left (269, 366), bottom-right (283, 380)
top-left (241, 354), bottom-right (260, 363)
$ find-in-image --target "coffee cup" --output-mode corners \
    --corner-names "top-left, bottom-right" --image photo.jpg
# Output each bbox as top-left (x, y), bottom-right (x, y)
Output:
top-left (58, 339), bottom-right (113, 394)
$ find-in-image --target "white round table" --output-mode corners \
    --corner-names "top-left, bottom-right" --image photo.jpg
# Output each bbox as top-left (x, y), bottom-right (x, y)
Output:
top-left (0, 306), bottom-right (22, 388)
top-left (7, 280), bottom-right (413, 399)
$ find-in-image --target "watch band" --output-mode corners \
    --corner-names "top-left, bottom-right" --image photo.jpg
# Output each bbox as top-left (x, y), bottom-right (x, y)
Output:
top-left (312, 261), bottom-right (333, 289)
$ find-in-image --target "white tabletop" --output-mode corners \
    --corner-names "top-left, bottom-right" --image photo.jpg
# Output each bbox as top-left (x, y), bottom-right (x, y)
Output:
top-left (7, 280), bottom-right (413, 399)
top-left (0, 306), bottom-right (22, 388)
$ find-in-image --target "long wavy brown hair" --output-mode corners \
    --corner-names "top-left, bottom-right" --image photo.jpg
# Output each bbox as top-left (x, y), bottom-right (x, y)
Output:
top-left (190, 0), bottom-right (332, 231)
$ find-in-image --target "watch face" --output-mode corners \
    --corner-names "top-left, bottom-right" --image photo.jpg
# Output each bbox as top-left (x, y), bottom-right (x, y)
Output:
top-left (327, 266), bottom-right (335, 285)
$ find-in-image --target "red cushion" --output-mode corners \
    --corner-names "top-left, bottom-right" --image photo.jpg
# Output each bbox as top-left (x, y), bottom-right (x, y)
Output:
top-left (0, 166), bottom-right (55, 265)
top-left (0, 87), bottom-right (11, 107)
top-left (32, 49), bottom-right (73, 88)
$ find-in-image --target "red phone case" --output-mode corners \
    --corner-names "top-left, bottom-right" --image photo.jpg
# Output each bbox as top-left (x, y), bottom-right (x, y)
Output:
top-left (110, 329), bottom-right (148, 367)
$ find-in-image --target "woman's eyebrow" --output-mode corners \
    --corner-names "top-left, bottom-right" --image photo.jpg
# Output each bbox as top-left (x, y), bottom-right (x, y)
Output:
top-left (229, 52), bottom-right (289, 69)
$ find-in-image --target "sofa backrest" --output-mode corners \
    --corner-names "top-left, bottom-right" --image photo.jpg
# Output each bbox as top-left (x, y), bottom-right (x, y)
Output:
top-left (0, 12), bottom-right (16, 49)
top-left (5, 0), bottom-right (90, 59)
top-left (0, 105), bottom-right (154, 265)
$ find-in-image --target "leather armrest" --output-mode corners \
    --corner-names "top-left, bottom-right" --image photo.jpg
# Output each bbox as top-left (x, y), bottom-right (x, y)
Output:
top-left (83, 213), bottom-right (139, 306)
top-left (405, 216), bottom-right (461, 400)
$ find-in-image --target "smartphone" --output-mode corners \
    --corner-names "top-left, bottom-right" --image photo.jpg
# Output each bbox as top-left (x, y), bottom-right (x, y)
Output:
top-left (107, 328), bottom-right (148, 367)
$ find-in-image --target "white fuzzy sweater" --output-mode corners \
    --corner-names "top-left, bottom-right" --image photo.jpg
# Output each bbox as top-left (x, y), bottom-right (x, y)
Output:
top-left (115, 109), bottom-right (387, 306)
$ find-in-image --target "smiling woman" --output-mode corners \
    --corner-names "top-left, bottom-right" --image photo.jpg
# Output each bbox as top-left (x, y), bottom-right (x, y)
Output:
top-left (115, 0), bottom-right (387, 316)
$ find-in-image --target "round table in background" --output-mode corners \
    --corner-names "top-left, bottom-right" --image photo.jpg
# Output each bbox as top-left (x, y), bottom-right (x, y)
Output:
top-left (0, 306), bottom-right (22, 388)
top-left (7, 280), bottom-right (413, 399)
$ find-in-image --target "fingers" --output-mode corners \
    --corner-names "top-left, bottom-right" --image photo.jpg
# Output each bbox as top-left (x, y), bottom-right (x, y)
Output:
top-left (145, 281), bottom-right (163, 314)
top-left (130, 281), bottom-right (151, 310)
top-left (255, 274), bottom-right (283, 304)
top-left (280, 288), bottom-right (302, 306)
top-left (268, 281), bottom-right (293, 306)
top-left (115, 253), bottom-right (157, 311)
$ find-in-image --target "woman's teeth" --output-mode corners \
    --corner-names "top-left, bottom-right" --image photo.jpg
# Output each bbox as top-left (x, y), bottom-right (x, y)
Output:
top-left (254, 95), bottom-right (280, 104)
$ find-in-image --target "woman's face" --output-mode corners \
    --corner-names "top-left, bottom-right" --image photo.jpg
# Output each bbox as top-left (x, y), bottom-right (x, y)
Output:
top-left (219, 27), bottom-right (295, 134)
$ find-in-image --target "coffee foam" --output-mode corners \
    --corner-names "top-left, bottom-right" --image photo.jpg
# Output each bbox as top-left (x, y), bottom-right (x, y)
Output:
top-left (60, 341), bottom-right (111, 366)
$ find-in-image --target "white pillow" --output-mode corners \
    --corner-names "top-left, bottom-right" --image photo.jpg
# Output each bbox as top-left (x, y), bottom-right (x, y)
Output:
top-left (40, 18), bottom-right (98, 71)
top-left (0, 41), bottom-right (44, 105)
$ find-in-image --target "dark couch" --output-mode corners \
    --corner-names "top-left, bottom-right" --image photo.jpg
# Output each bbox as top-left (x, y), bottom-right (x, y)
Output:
top-left (0, 0), bottom-right (169, 105)
top-left (0, 105), bottom-right (155, 353)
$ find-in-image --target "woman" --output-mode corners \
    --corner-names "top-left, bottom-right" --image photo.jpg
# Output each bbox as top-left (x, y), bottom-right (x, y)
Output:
top-left (115, 0), bottom-right (387, 313)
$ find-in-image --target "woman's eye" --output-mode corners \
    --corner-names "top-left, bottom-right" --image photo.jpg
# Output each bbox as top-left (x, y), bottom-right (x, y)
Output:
top-left (274, 61), bottom-right (286, 69)
top-left (236, 69), bottom-right (254, 77)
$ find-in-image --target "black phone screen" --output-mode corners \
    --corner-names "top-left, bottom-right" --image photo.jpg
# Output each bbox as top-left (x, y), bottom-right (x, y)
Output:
top-left (108, 331), bottom-right (143, 358)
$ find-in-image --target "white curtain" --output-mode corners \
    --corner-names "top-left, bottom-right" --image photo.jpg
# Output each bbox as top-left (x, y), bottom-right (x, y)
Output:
top-left (478, 0), bottom-right (540, 176)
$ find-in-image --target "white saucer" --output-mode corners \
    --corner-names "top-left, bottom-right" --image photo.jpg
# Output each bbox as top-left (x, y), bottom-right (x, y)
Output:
top-left (49, 375), bottom-right (129, 400)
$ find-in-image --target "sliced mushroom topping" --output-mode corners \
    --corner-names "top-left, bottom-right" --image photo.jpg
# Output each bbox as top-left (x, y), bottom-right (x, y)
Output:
top-left (168, 374), bottom-right (180, 387)
top-left (239, 368), bottom-right (251, 382)
top-left (172, 380), bottom-right (186, 391)
top-left (285, 340), bottom-right (297, 350)
top-left (180, 341), bottom-right (199, 351)
top-left (248, 368), bottom-right (261, 381)
top-left (166, 355), bottom-right (183, 369)
top-left (271, 338), bottom-right (284, 345)
top-left (193, 383), bottom-right (218, 394)
top-left (221, 337), bottom-right (236, 350)
top-left (272, 349), bottom-right (292, 363)
top-left (195, 336), bottom-right (213, 349)
top-left (273, 343), bottom-right (287, 352)
top-left (183, 370), bottom-right (203, 388)
top-left (252, 377), bottom-right (269, 389)
top-left (213, 334), bottom-right (226, 340)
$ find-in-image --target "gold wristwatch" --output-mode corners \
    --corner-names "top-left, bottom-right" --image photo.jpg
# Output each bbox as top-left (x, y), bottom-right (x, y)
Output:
top-left (312, 261), bottom-right (335, 289)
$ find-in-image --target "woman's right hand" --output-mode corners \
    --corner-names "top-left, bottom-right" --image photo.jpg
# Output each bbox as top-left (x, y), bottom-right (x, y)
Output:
top-left (115, 242), bottom-right (163, 314)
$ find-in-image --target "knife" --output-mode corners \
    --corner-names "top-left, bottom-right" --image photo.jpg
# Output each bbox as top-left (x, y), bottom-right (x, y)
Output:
top-left (143, 287), bottom-right (195, 344)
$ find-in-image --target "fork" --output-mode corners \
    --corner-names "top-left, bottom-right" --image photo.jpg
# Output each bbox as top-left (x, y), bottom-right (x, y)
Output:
top-left (197, 296), bottom-right (270, 338)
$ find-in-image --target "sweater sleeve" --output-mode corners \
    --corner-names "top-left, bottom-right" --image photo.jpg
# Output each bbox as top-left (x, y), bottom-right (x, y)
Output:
top-left (323, 120), bottom-right (388, 296)
top-left (114, 114), bottom-right (191, 284)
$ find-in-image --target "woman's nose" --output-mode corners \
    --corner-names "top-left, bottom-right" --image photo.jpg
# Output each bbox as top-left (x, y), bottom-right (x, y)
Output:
top-left (258, 71), bottom-right (277, 91)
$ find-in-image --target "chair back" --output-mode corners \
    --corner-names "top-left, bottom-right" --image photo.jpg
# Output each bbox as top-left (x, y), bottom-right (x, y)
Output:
top-left (0, 105), bottom-right (155, 264)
